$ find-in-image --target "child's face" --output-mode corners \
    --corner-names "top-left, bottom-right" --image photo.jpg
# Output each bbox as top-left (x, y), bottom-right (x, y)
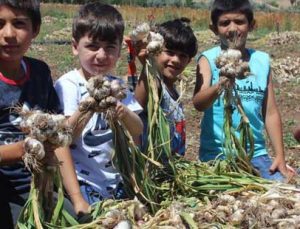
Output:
top-left (0, 5), bottom-right (38, 63)
top-left (212, 12), bottom-right (254, 49)
top-left (155, 48), bottom-right (190, 83)
top-left (72, 34), bottom-right (121, 78)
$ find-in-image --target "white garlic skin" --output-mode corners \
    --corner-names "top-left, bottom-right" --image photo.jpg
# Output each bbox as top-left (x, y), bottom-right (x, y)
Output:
top-left (130, 23), bottom-right (150, 41)
top-left (113, 220), bottom-right (131, 229)
top-left (24, 137), bottom-right (45, 160)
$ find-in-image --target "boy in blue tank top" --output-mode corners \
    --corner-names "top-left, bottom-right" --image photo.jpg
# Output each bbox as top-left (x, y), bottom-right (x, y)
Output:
top-left (193, 0), bottom-right (296, 181)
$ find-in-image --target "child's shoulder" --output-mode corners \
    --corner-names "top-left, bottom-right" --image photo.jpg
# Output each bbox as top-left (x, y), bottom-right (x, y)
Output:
top-left (23, 56), bottom-right (52, 82)
top-left (196, 46), bottom-right (220, 62)
top-left (55, 69), bottom-right (83, 85)
top-left (248, 48), bottom-right (270, 63)
top-left (248, 48), bottom-right (269, 57)
top-left (23, 56), bottom-right (50, 71)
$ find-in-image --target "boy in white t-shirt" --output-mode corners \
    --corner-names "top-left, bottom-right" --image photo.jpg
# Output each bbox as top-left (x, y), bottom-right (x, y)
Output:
top-left (54, 2), bottom-right (143, 204)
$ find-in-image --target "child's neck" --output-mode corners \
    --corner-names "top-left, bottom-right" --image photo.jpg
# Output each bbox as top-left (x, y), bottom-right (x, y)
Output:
top-left (163, 77), bottom-right (176, 89)
top-left (163, 79), bottom-right (178, 100)
top-left (0, 59), bottom-right (24, 81)
top-left (78, 68), bottom-right (92, 81)
top-left (78, 68), bottom-right (112, 81)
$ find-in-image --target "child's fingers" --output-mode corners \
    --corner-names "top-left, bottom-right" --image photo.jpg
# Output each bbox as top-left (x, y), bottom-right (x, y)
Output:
top-left (115, 102), bottom-right (126, 120)
top-left (286, 164), bottom-right (297, 175)
top-left (134, 40), bottom-right (148, 64)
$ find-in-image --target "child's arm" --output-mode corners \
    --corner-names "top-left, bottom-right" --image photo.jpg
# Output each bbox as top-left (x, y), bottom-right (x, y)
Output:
top-left (193, 57), bottom-right (229, 111)
top-left (0, 142), bottom-right (24, 164)
top-left (116, 101), bottom-right (143, 139)
top-left (67, 109), bottom-right (94, 142)
top-left (263, 72), bottom-right (290, 177)
top-left (55, 147), bottom-right (90, 215)
top-left (0, 143), bottom-right (90, 214)
top-left (55, 79), bottom-right (95, 142)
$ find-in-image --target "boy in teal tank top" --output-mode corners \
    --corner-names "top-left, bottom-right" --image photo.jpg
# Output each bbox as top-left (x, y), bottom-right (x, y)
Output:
top-left (192, 0), bottom-right (296, 181)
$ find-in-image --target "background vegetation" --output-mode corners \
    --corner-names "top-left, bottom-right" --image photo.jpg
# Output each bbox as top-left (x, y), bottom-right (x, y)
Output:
top-left (39, 0), bottom-right (300, 11)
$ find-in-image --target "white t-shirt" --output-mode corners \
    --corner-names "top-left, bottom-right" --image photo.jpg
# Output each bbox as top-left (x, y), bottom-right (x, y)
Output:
top-left (54, 69), bottom-right (142, 198)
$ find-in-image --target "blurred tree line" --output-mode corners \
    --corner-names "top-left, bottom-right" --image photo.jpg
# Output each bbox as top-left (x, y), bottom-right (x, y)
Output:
top-left (40, 0), bottom-right (196, 7)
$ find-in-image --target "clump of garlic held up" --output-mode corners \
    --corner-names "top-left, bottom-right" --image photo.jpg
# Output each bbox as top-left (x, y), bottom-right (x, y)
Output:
top-left (146, 32), bottom-right (164, 55)
top-left (80, 75), bottom-right (127, 113)
top-left (130, 22), bottom-right (150, 42)
top-left (215, 49), bottom-right (250, 80)
top-left (19, 109), bottom-right (72, 171)
top-left (130, 23), bottom-right (164, 55)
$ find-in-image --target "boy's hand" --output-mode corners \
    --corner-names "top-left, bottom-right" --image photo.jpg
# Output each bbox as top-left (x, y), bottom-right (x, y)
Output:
top-left (69, 192), bottom-right (90, 215)
top-left (115, 101), bottom-right (130, 120)
top-left (217, 76), bottom-right (234, 95)
top-left (134, 40), bottom-right (148, 65)
top-left (269, 158), bottom-right (294, 180)
top-left (74, 198), bottom-right (90, 216)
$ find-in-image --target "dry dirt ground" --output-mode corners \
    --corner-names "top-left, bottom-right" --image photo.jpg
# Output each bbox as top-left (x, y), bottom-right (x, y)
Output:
top-left (182, 37), bottom-right (300, 171)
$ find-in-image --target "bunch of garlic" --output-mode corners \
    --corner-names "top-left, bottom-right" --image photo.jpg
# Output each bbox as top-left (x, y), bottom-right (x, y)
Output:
top-left (215, 49), bottom-right (250, 79)
top-left (146, 31), bottom-right (164, 55)
top-left (20, 110), bottom-right (72, 147)
top-left (130, 23), bottom-right (164, 55)
top-left (129, 22), bottom-right (150, 42)
top-left (80, 75), bottom-right (127, 113)
top-left (19, 109), bottom-right (72, 171)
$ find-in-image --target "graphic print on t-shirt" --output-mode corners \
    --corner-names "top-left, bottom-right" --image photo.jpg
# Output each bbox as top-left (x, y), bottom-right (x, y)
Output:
top-left (83, 113), bottom-right (113, 148)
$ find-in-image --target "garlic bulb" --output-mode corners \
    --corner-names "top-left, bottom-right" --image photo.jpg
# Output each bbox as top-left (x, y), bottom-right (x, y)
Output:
top-left (24, 137), bottom-right (45, 160)
top-left (130, 23), bottom-right (150, 41)
top-left (215, 48), bottom-right (250, 79)
top-left (147, 32), bottom-right (164, 54)
top-left (81, 76), bottom-right (127, 113)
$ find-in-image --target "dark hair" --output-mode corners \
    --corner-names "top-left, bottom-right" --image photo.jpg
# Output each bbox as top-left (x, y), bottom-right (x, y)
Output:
top-left (157, 17), bottom-right (198, 58)
top-left (211, 0), bottom-right (254, 26)
top-left (0, 0), bottom-right (41, 32)
top-left (72, 2), bottom-right (124, 44)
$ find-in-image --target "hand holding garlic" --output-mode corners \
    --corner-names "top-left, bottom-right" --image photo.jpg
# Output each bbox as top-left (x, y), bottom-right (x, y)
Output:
top-left (80, 75), bottom-right (127, 114)
top-left (130, 23), bottom-right (164, 56)
top-left (19, 109), bottom-right (73, 171)
top-left (215, 49), bottom-right (250, 81)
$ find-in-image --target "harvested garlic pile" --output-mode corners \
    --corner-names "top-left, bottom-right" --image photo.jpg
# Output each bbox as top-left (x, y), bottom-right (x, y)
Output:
top-left (193, 187), bottom-right (300, 228)
top-left (79, 75), bottom-right (127, 113)
top-left (215, 49), bottom-right (250, 79)
top-left (19, 109), bottom-right (72, 171)
top-left (130, 23), bottom-right (164, 55)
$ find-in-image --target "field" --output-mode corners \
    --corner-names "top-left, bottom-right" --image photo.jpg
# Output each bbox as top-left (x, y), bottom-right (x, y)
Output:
top-left (29, 4), bottom-right (300, 166)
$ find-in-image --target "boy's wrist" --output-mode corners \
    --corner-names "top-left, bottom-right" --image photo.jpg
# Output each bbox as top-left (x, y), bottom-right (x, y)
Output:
top-left (68, 191), bottom-right (84, 203)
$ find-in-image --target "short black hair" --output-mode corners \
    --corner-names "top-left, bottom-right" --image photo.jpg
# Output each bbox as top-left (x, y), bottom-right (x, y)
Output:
top-left (0, 0), bottom-right (41, 32)
top-left (158, 17), bottom-right (198, 58)
top-left (211, 0), bottom-right (254, 26)
top-left (72, 2), bottom-right (124, 44)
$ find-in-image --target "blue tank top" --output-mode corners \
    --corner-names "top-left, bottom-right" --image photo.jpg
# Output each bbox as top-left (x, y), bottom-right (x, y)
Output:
top-left (199, 46), bottom-right (270, 161)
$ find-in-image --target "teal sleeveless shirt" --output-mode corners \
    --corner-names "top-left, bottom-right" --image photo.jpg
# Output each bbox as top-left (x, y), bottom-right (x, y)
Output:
top-left (199, 46), bottom-right (270, 161)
